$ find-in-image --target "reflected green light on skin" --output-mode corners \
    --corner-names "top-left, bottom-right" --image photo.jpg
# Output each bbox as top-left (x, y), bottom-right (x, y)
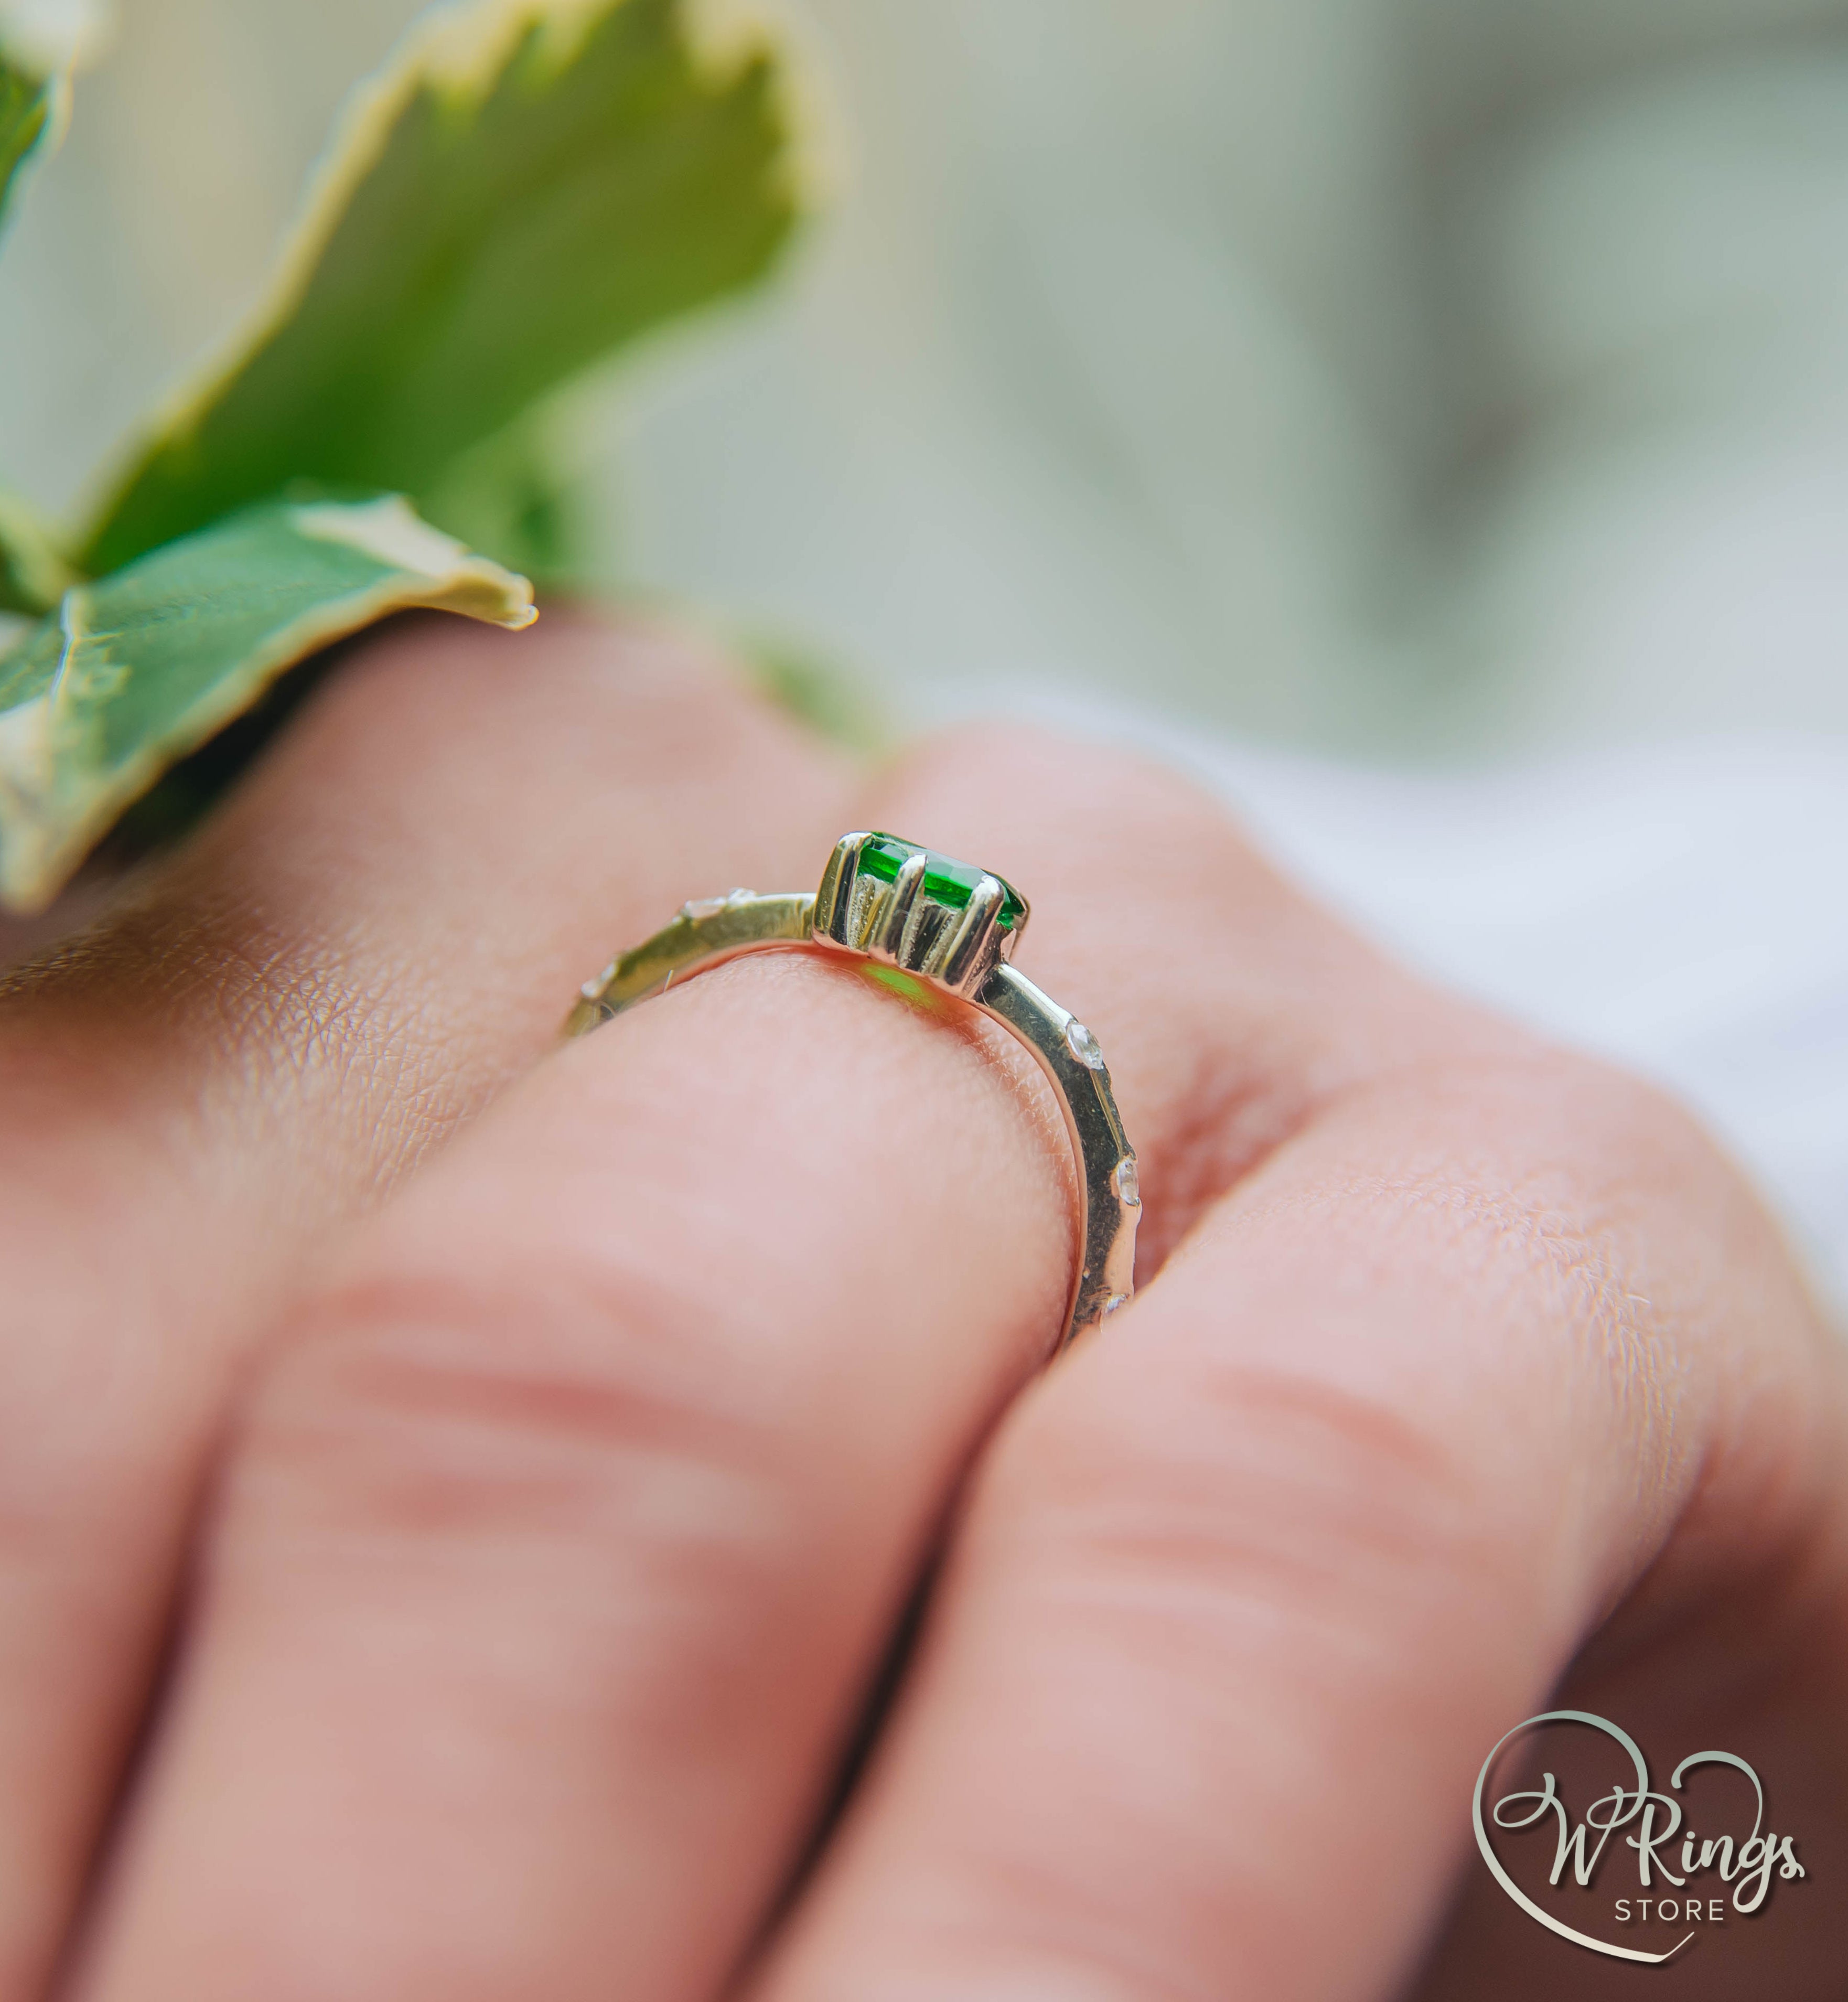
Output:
top-left (858, 961), bottom-right (941, 1011)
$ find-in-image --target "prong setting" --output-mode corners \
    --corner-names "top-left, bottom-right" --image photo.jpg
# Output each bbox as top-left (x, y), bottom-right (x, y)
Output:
top-left (879, 850), bottom-right (930, 956)
top-left (933, 873), bottom-right (1006, 989)
top-left (809, 833), bottom-right (1028, 999)
top-left (813, 831), bottom-right (867, 939)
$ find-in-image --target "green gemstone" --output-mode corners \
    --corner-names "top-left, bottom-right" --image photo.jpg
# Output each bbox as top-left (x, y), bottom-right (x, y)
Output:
top-left (858, 834), bottom-right (1026, 930)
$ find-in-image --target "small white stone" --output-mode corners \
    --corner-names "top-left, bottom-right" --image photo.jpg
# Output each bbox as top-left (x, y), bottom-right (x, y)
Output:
top-left (681, 895), bottom-right (728, 919)
top-left (1066, 1018), bottom-right (1106, 1069)
top-left (1103, 1291), bottom-right (1131, 1316)
top-left (1114, 1157), bottom-right (1141, 1205)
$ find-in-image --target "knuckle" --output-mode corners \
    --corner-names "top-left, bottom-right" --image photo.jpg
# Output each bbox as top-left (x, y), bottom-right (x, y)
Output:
top-left (991, 1349), bottom-right (1514, 1656)
top-left (1490, 1042), bottom-right (1716, 1172)
top-left (302, 609), bottom-right (781, 791)
top-left (893, 722), bottom-right (1264, 897)
top-left (2, 614), bottom-right (826, 1127)
top-left (228, 1265), bottom-right (801, 1600)
top-left (1382, 1044), bottom-right (1750, 1307)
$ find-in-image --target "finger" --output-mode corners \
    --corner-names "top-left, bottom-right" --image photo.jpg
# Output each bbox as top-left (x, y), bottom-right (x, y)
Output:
top-left (748, 1009), bottom-right (1848, 1998)
top-left (0, 613), bottom-right (850, 1996)
top-left (65, 729), bottom-right (1456, 2002)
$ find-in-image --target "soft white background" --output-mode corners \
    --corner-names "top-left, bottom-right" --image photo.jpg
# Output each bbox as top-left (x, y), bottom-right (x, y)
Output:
top-left (3, 0), bottom-right (1845, 1301)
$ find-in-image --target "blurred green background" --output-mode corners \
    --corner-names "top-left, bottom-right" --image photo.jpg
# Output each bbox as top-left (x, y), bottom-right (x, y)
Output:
top-left (5, 0), bottom-right (1848, 761)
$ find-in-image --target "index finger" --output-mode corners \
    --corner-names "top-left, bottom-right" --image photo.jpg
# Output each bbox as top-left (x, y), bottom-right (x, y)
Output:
top-left (0, 613), bottom-right (850, 1994)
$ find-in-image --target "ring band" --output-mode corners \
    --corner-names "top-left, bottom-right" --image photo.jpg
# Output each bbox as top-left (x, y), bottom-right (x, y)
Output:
top-left (564, 831), bottom-right (1141, 1346)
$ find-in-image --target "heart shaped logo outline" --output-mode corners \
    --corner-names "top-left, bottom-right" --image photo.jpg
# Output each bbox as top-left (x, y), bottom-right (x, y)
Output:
top-left (1473, 1709), bottom-right (1729, 1964)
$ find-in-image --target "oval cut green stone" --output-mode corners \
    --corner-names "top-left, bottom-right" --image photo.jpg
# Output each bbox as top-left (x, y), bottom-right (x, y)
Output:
top-left (859, 833), bottom-right (1025, 930)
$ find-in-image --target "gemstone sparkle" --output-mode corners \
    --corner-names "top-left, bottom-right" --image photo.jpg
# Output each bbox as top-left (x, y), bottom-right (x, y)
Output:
top-left (858, 835), bottom-right (1026, 930)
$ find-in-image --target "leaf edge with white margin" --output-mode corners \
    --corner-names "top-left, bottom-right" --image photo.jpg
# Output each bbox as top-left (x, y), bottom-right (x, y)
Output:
top-left (0, 493), bottom-right (535, 913)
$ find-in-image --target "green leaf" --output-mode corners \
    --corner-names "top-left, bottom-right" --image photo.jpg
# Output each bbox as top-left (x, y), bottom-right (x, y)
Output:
top-left (79, 0), bottom-right (807, 579)
top-left (416, 417), bottom-right (588, 587)
top-left (739, 629), bottom-right (887, 756)
top-left (0, 490), bottom-right (75, 617)
top-left (0, 46), bottom-right (54, 235)
top-left (4, 14), bottom-right (105, 613)
top-left (0, 493), bottom-right (535, 912)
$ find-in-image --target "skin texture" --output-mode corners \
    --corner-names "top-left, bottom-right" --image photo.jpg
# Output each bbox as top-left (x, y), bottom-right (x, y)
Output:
top-left (0, 615), bottom-right (1841, 2001)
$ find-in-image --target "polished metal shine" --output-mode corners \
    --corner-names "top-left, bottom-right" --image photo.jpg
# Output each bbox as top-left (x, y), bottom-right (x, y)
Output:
top-left (565, 832), bottom-right (1140, 1346)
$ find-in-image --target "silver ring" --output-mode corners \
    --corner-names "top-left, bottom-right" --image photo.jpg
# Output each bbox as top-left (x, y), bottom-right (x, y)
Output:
top-left (565, 832), bottom-right (1140, 1346)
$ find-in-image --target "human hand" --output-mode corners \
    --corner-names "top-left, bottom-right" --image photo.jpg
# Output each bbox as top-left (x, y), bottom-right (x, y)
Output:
top-left (2, 616), bottom-right (1841, 2000)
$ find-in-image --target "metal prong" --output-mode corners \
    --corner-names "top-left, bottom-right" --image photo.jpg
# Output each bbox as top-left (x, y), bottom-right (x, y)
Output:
top-left (813, 831), bottom-right (868, 943)
top-left (877, 850), bottom-right (929, 957)
top-left (897, 875), bottom-right (940, 965)
top-left (933, 874), bottom-right (1005, 988)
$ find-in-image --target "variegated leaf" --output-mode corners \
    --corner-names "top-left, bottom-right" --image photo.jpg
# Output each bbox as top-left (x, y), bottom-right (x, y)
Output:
top-left (79, 0), bottom-right (807, 579)
top-left (0, 494), bottom-right (534, 911)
